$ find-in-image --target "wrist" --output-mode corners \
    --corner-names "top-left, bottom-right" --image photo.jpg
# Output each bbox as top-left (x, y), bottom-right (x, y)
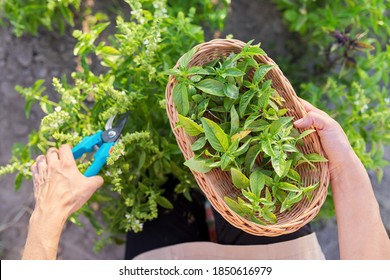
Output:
top-left (30, 206), bottom-right (68, 227)
top-left (28, 208), bottom-right (67, 245)
top-left (329, 148), bottom-right (364, 183)
top-left (23, 209), bottom-right (67, 260)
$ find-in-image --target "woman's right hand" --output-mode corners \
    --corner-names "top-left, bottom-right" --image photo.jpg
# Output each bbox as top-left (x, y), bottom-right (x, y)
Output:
top-left (294, 99), bottom-right (390, 260)
top-left (293, 98), bottom-right (356, 178)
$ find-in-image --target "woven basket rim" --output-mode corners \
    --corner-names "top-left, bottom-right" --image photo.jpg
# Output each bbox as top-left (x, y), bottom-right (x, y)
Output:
top-left (165, 39), bottom-right (330, 236)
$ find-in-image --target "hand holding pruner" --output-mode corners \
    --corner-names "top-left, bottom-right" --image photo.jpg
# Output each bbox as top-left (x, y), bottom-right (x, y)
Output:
top-left (72, 113), bottom-right (128, 177)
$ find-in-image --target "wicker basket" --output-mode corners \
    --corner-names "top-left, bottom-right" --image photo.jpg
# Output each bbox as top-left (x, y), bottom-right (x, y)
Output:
top-left (165, 39), bottom-right (329, 236)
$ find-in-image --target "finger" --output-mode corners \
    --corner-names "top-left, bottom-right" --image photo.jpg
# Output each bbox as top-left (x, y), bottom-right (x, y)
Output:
top-left (31, 155), bottom-right (45, 189)
top-left (69, 176), bottom-right (104, 216)
top-left (85, 175), bottom-right (104, 191)
top-left (298, 98), bottom-right (316, 111)
top-left (30, 162), bottom-right (39, 188)
top-left (31, 162), bottom-right (37, 175)
top-left (59, 144), bottom-right (77, 167)
top-left (30, 160), bottom-right (37, 176)
top-left (35, 154), bottom-right (46, 168)
top-left (36, 155), bottom-right (48, 185)
top-left (46, 147), bottom-right (60, 166)
top-left (298, 98), bottom-right (328, 116)
top-left (78, 176), bottom-right (104, 203)
top-left (294, 111), bottom-right (331, 131)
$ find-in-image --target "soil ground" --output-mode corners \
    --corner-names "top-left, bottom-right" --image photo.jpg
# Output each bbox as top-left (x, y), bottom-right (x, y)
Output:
top-left (0, 0), bottom-right (389, 260)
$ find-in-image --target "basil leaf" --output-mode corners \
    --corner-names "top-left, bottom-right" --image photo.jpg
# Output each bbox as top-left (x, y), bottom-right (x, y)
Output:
top-left (224, 68), bottom-right (245, 77)
top-left (275, 189), bottom-right (287, 204)
top-left (192, 94), bottom-right (204, 103)
top-left (242, 189), bottom-right (259, 203)
top-left (271, 155), bottom-right (286, 177)
top-left (241, 44), bottom-right (266, 56)
top-left (302, 182), bottom-right (319, 193)
top-left (177, 114), bottom-right (204, 136)
top-left (249, 170), bottom-right (265, 196)
top-left (173, 83), bottom-right (189, 116)
top-left (282, 144), bottom-right (300, 153)
top-left (287, 168), bottom-right (301, 182)
top-left (196, 79), bottom-right (225, 96)
top-left (221, 90), bottom-right (234, 106)
top-left (163, 68), bottom-right (182, 76)
top-left (258, 81), bottom-right (272, 109)
top-left (228, 137), bottom-right (240, 152)
top-left (278, 182), bottom-right (300, 192)
top-left (265, 187), bottom-right (273, 202)
top-left (201, 117), bottom-right (229, 152)
top-left (302, 182), bottom-right (319, 200)
top-left (304, 153), bottom-right (328, 162)
top-left (239, 89), bottom-right (255, 117)
top-left (187, 66), bottom-right (209, 75)
top-left (262, 208), bottom-right (277, 224)
top-left (250, 215), bottom-right (267, 225)
top-left (230, 105), bottom-right (239, 135)
top-left (244, 144), bottom-right (261, 174)
top-left (281, 191), bottom-right (303, 212)
top-left (223, 83), bottom-right (239, 99)
top-left (261, 138), bottom-right (275, 157)
top-left (221, 153), bottom-right (234, 170)
top-left (244, 113), bottom-right (260, 129)
top-left (253, 64), bottom-right (274, 85)
top-left (269, 116), bottom-right (293, 135)
top-left (297, 129), bottom-right (316, 140)
top-left (156, 196), bottom-right (174, 209)
top-left (231, 167), bottom-right (250, 189)
top-left (191, 137), bottom-right (207, 151)
top-left (281, 160), bottom-right (292, 178)
top-left (184, 157), bottom-right (212, 173)
top-left (224, 197), bottom-right (246, 215)
top-left (190, 75), bottom-right (202, 82)
top-left (179, 47), bottom-right (198, 68)
top-left (233, 138), bottom-right (251, 157)
top-left (278, 108), bottom-right (289, 117)
top-left (197, 98), bottom-right (209, 119)
top-left (231, 130), bottom-right (251, 142)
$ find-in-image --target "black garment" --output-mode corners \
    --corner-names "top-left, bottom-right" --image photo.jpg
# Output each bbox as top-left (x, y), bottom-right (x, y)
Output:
top-left (125, 182), bottom-right (209, 259)
top-left (212, 207), bottom-right (312, 245)
top-left (125, 179), bottom-right (312, 259)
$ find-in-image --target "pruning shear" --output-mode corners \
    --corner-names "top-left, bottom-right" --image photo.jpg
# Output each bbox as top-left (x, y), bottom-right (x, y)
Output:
top-left (72, 113), bottom-right (128, 177)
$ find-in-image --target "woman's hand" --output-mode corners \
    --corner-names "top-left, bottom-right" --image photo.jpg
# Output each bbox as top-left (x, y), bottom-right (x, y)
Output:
top-left (293, 98), bottom-right (355, 179)
top-left (23, 144), bottom-right (103, 259)
top-left (294, 98), bottom-right (390, 259)
top-left (30, 144), bottom-right (103, 219)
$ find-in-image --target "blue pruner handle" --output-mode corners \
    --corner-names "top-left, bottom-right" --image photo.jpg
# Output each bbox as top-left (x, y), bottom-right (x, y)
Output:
top-left (72, 131), bottom-right (103, 159)
top-left (83, 142), bottom-right (115, 177)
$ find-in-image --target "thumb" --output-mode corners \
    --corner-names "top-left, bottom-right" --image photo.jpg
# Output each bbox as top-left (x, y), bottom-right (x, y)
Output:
top-left (294, 111), bottom-right (330, 131)
top-left (70, 175), bottom-right (104, 216)
top-left (85, 175), bottom-right (104, 191)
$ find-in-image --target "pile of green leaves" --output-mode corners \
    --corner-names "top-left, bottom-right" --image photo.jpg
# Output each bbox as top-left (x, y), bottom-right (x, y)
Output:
top-left (168, 42), bottom-right (327, 224)
top-left (0, 0), bottom-right (81, 37)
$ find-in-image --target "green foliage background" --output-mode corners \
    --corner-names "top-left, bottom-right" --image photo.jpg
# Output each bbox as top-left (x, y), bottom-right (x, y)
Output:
top-left (273, 0), bottom-right (390, 216)
top-left (0, 0), bottom-right (388, 250)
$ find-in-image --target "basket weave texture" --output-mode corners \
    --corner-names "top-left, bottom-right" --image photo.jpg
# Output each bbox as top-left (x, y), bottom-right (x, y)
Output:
top-left (165, 39), bottom-right (330, 236)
